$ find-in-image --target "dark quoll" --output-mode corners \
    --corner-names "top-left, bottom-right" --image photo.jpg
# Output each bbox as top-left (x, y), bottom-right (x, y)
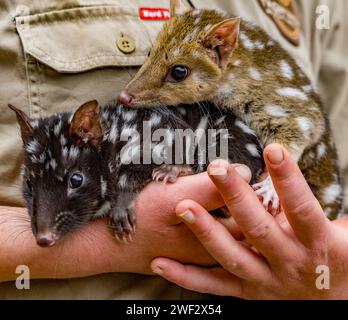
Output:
top-left (9, 101), bottom-right (264, 246)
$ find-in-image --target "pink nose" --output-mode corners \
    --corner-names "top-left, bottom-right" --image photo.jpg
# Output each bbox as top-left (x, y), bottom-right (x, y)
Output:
top-left (118, 90), bottom-right (134, 106)
top-left (36, 232), bottom-right (56, 247)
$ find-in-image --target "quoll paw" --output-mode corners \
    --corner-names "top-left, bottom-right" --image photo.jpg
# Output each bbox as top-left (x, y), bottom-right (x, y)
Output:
top-left (109, 203), bottom-right (136, 243)
top-left (152, 164), bottom-right (193, 184)
top-left (253, 175), bottom-right (280, 215)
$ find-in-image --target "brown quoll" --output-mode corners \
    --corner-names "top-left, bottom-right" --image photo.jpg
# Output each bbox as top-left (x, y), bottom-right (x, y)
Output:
top-left (119, 4), bottom-right (344, 219)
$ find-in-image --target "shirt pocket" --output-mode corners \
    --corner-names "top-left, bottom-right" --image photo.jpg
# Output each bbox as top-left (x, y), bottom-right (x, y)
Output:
top-left (15, 5), bottom-right (165, 117)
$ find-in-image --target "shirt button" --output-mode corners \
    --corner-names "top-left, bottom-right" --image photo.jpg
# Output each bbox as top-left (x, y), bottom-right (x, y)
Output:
top-left (116, 34), bottom-right (136, 54)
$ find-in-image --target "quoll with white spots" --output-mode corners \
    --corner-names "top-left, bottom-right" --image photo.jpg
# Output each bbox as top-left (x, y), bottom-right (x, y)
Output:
top-left (119, 1), bottom-right (344, 218)
top-left (9, 100), bottom-right (264, 246)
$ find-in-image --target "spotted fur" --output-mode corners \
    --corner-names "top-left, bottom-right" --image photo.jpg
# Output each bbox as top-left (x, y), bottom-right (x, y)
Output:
top-left (121, 8), bottom-right (344, 218)
top-left (12, 101), bottom-right (264, 244)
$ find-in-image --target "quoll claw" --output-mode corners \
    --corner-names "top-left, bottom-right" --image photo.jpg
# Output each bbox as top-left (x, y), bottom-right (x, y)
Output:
top-left (110, 203), bottom-right (136, 244)
top-left (152, 164), bottom-right (193, 184)
top-left (253, 175), bottom-right (280, 216)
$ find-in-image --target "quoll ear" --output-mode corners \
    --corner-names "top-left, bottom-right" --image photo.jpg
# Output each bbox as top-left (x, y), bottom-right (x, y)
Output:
top-left (8, 104), bottom-right (33, 144)
top-left (70, 100), bottom-right (103, 147)
top-left (203, 17), bottom-right (241, 69)
top-left (170, 0), bottom-right (192, 17)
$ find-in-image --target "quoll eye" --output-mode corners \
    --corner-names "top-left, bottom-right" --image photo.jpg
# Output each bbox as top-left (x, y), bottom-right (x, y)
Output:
top-left (169, 65), bottom-right (189, 82)
top-left (70, 173), bottom-right (83, 189)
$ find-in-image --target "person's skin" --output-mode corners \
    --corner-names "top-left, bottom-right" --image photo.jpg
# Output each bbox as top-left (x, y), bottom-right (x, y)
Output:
top-left (151, 143), bottom-right (348, 299)
top-left (0, 171), bottom-right (228, 282)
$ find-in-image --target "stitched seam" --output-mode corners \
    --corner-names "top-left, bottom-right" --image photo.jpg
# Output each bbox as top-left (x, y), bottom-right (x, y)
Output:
top-left (28, 47), bottom-right (147, 65)
top-left (18, 6), bottom-right (138, 26)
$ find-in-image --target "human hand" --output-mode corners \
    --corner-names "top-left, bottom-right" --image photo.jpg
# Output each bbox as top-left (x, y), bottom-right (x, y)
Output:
top-left (151, 143), bottom-right (348, 299)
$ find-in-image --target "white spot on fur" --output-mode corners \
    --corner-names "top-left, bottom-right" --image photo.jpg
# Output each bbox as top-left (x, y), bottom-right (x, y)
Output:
top-left (235, 120), bottom-right (256, 136)
top-left (249, 68), bottom-right (262, 80)
top-left (204, 24), bottom-right (213, 31)
top-left (118, 174), bottom-right (128, 189)
top-left (197, 116), bottom-right (208, 131)
top-left (95, 201), bottom-right (111, 218)
top-left (30, 155), bottom-right (38, 163)
top-left (280, 60), bottom-right (293, 80)
top-left (302, 85), bottom-right (313, 93)
top-left (254, 40), bottom-right (265, 49)
top-left (69, 145), bottom-right (80, 160)
top-left (183, 33), bottom-right (191, 43)
top-left (62, 147), bottom-right (68, 159)
top-left (30, 119), bottom-right (39, 128)
top-left (217, 83), bottom-right (233, 95)
top-left (191, 27), bottom-right (200, 38)
top-left (267, 40), bottom-right (275, 46)
top-left (233, 59), bottom-right (241, 67)
top-left (53, 120), bottom-right (62, 136)
top-left (38, 152), bottom-right (46, 163)
top-left (26, 139), bottom-right (40, 154)
top-left (150, 113), bottom-right (162, 126)
top-left (246, 144), bottom-right (260, 157)
top-left (240, 32), bottom-right (254, 49)
top-left (191, 50), bottom-right (200, 58)
top-left (50, 159), bottom-right (57, 170)
top-left (317, 143), bottom-right (326, 160)
top-left (266, 104), bottom-right (288, 117)
top-left (172, 47), bottom-right (181, 57)
top-left (108, 121), bottom-right (118, 143)
top-left (215, 116), bottom-right (226, 126)
top-left (296, 117), bottom-right (312, 139)
top-left (101, 176), bottom-right (107, 198)
top-left (323, 184), bottom-right (342, 204)
top-left (324, 207), bottom-right (332, 217)
top-left (120, 125), bottom-right (137, 138)
top-left (290, 143), bottom-right (300, 151)
top-left (101, 110), bottom-right (110, 122)
top-left (228, 73), bottom-right (235, 80)
top-left (245, 21), bottom-right (258, 30)
top-left (178, 107), bottom-right (187, 116)
top-left (122, 109), bottom-right (137, 122)
top-left (60, 135), bottom-right (67, 146)
top-left (276, 87), bottom-right (308, 101)
top-left (194, 16), bottom-right (201, 24)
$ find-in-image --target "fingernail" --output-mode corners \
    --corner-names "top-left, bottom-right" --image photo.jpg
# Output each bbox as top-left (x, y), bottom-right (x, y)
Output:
top-left (234, 164), bottom-right (251, 179)
top-left (152, 266), bottom-right (163, 275)
top-left (208, 162), bottom-right (228, 181)
top-left (267, 147), bottom-right (284, 165)
top-left (179, 210), bottom-right (195, 224)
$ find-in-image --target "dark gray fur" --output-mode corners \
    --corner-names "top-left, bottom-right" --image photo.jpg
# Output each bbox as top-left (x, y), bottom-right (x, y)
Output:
top-left (19, 102), bottom-right (264, 243)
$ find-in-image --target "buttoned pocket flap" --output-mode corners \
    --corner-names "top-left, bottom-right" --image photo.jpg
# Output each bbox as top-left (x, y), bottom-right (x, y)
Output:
top-left (16, 5), bottom-right (164, 73)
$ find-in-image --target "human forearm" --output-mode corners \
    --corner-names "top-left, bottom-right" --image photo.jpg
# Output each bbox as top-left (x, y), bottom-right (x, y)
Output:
top-left (0, 206), bottom-right (126, 281)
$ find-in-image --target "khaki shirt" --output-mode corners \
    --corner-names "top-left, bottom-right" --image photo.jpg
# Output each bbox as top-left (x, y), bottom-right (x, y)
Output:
top-left (0, 0), bottom-right (347, 299)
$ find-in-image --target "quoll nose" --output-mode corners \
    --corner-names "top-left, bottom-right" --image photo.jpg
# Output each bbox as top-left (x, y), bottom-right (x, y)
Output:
top-left (36, 232), bottom-right (56, 247)
top-left (118, 90), bottom-right (134, 106)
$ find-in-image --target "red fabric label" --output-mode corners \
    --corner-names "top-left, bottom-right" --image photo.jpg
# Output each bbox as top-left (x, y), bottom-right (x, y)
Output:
top-left (139, 8), bottom-right (170, 20)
